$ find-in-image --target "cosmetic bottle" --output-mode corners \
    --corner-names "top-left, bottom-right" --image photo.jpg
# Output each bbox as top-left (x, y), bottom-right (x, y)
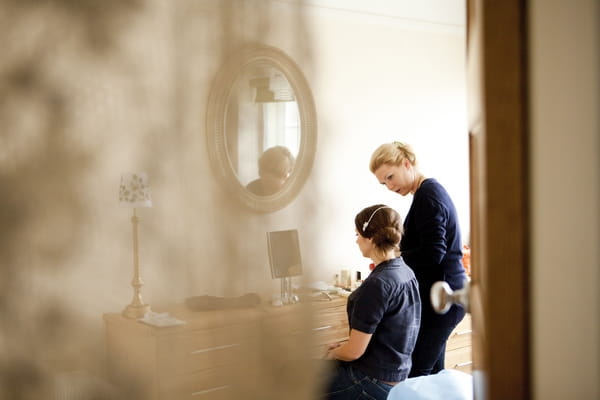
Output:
top-left (353, 271), bottom-right (363, 289)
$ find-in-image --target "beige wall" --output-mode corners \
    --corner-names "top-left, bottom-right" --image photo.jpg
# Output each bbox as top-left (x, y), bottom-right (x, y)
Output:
top-left (0, 0), bottom-right (468, 391)
top-left (530, 0), bottom-right (600, 398)
top-left (0, 0), bottom-right (467, 312)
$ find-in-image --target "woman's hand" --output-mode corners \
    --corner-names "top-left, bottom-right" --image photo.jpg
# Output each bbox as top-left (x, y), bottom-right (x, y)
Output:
top-left (324, 330), bottom-right (373, 362)
top-left (323, 342), bottom-right (341, 359)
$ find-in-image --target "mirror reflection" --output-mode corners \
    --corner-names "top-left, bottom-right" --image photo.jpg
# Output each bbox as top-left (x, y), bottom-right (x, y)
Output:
top-left (225, 63), bottom-right (301, 195)
top-left (206, 44), bottom-right (317, 213)
top-left (246, 146), bottom-right (295, 196)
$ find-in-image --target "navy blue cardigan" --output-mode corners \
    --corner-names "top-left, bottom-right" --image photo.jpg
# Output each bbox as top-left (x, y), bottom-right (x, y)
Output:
top-left (400, 178), bottom-right (467, 318)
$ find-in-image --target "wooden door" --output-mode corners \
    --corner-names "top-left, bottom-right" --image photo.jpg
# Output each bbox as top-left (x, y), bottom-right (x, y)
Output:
top-left (466, 1), bottom-right (530, 399)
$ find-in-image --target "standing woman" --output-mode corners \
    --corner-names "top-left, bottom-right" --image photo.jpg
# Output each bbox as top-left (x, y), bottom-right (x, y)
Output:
top-left (369, 142), bottom-right (467, 377)
top-left (322, 205), bottom-right (421, 400)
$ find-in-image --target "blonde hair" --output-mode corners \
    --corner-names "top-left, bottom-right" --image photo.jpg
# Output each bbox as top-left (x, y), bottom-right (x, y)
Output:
top-left (369, 142), bottom-right (417, 173)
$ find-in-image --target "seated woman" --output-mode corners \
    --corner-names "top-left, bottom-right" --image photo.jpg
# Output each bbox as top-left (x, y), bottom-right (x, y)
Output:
top-left (321, 205), bottom-right (421, 400)
top-left (246, 146), bottom-right (295, 196)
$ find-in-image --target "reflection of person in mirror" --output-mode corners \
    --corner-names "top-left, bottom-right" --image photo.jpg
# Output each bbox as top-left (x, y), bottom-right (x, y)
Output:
top-left (246, 146), bottom-right (295, 196)
top-left (321, 205), bottom-right (421, 400)
top-left (369, 141), bottom-right (467, 378)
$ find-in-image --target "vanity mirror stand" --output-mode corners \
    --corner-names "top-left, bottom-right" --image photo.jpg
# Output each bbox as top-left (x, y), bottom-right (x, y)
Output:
top-left (267, 229), bottom-right (303, 306)
top-left (277, 276), bottom-right (299, 305)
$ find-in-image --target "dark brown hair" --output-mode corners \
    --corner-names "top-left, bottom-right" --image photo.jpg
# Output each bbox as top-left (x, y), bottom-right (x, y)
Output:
top-left (355, 204), bottom-right (403, 253)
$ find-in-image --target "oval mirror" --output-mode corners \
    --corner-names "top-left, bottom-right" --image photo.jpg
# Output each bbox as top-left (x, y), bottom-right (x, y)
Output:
top-left (206, 44), bottom-right (317, 213)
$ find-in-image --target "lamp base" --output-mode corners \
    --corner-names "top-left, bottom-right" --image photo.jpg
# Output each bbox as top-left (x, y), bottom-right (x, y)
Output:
top-left (122, 303), bottom-right (151, 319)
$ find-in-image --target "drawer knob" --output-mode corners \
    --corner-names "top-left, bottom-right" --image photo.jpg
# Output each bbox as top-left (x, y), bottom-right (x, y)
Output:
top-left (454, 361), bottom-right (473, 368)
top-left (192, 385), bottom-right (230, 396)
top-left (430, 280), bottom-right (469, 314)
top-left (312, 325), bottom-right (332, 332)
top-left (454, 329), bottom-right (473, 336)
top-left (190, 343), bottom-right (240, 354)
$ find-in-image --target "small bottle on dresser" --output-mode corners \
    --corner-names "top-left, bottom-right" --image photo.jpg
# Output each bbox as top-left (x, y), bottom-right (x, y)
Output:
top-left (353, 271), bottom-right (363, 289)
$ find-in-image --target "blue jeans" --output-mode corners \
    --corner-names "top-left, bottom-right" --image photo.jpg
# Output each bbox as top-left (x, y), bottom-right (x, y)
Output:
top-left (322, 362), bottom-right (393, 400)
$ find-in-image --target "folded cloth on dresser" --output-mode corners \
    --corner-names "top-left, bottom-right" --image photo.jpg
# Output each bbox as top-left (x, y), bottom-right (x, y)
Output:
top-left (185, 293), bottom-right (261, 311)
top-left (387, 369), bottom-right (472, 400)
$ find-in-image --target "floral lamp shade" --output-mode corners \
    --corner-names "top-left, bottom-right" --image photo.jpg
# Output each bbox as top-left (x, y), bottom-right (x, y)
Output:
top-left (119, 173), bottom-right (152, 208)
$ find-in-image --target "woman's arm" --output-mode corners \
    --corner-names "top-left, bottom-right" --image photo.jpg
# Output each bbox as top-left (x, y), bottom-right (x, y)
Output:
top-left (324, 329), bottom-right (372, 361)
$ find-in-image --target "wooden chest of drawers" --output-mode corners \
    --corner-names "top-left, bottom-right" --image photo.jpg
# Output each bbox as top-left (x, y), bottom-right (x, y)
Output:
top-left (261, 297), bottom-right (349, 359)
top-left (444, 314), bottom-right (472, 373)
top-left (103, 297), bottom-right (348, 400)
top-left (103, 305), bottom-right (264, 400)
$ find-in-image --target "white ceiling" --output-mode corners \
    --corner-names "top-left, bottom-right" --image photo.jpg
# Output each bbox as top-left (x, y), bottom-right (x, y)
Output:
top-left (299, 0), bottom-right (466, 27)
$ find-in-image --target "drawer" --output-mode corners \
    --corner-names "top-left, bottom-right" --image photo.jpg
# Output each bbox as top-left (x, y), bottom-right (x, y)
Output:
top-left (161, 368), bottom-right (231, 400)
top-left (157, 323), bottom-right (261, 375)
top-left (261, 302), bottom-right (349, 360)
top-left (165, 322), bottom-right (261, 351)
top-left (314, 304), bottom-right (347, 327)
top-left (445, 345), bottom-right (472, 373)
top-left (160, 365), bottom-right (264, 400)
top-left (264, 305), bottom-right (347, 336)
top-left (312, 305), bottom-right (349, 345)
top-left (263, 312), bottom-right (306, 337)
top-left (446, 315), bottom-right (472, 351)
top-left (312, 324), bottom-right (349, 347)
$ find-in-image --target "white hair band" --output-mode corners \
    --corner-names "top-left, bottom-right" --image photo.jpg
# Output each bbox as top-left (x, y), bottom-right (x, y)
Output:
top-left (362, 206), bottom-right (390, 232)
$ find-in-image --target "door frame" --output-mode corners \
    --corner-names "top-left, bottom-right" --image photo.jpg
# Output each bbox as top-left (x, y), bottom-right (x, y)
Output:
top-left (467, 1), bottom-right (530, 399)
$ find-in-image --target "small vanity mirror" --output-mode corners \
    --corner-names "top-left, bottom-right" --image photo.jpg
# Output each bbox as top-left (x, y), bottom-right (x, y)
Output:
top-left (267, 229), bottom-right (303, 279)
top-left (207, 45), bottom-right (317, 213)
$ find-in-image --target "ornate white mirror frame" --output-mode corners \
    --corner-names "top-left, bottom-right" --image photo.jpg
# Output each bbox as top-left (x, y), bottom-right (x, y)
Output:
top-left (206, 44), bottom-right (317, 213)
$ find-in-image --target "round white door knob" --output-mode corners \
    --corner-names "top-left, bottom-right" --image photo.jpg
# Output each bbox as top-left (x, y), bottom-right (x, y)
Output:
top-left (430, 280), bottom-right (470, 314)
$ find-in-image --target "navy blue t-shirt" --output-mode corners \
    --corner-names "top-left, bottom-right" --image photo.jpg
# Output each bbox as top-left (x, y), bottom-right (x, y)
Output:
top-left (346, 257), bottom-right (421, 382)
top-left (400, 178), bottom-right (467, 319)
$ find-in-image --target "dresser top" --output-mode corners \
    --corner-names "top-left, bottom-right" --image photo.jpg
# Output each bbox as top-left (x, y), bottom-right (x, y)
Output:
top-left (103, 295), bottom-right (347, 335)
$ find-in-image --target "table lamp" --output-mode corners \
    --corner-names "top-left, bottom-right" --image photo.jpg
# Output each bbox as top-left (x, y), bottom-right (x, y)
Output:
top-left (118, 172), bottom-right (152, 318)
